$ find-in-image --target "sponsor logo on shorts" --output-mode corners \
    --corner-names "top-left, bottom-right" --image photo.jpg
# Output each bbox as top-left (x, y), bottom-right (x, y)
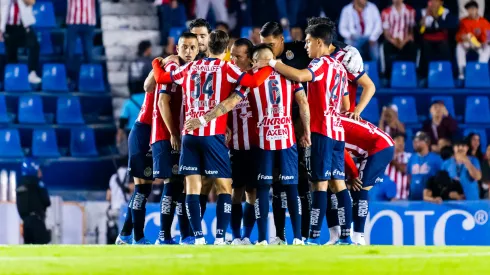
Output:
top-left (153, 170), bottom-right (160, 176)
top-left (278, 174), bottom-right (294, 181)
top-left (325, 170), bottom-right (331, 177)
top-left (180, 165), bottom-right (198, 171)
top-left (257, 173), bottom-right (273, 180)
top-left (172, 165), bottom-right (179, 175)
top-left (205, 170), bottom-right (218, 175)
top-left (375, 177), bottom-right (384, 183)
top-left (144, 167), bottom-right (152, 177)
top-left (332, 169), bottom-right (345, 177)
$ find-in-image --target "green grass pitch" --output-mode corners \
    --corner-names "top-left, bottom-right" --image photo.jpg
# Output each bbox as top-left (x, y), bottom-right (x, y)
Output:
top-left (1, 245), bottom-right (489, 275)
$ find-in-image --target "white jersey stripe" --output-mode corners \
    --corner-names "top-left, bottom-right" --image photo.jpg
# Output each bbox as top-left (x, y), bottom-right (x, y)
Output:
top-left (254, 87), bottom-right (264, 150)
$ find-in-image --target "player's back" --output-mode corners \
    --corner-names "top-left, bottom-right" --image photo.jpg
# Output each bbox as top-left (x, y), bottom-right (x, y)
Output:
top-left (331, 48), bottom-right (365, 112)
top-left (136, 92), bottom-right (155, 125)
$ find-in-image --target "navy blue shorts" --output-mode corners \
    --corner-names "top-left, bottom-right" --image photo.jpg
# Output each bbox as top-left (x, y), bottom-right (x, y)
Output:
top-left (310, 133), bottom-right (345, 181)
top-left (256, 144), bottom-right (298, 185)
top-left (231, 148), bottom-right (257, 188)
top-left (179, 134), bottom-right (231, 178)
top-left (128, 122), bottom-right (153, 180)
top-left (359, 146), bottom-right (395, 187)
top-left (151, 140), bottom-right (181, 179)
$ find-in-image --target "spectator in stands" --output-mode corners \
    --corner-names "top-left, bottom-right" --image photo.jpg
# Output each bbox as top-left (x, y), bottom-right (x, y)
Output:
top-left (418, 0), bottom-right (458, 78)
top-left (368, 175), bottom-right (397, 201)
top-left (466, 132), bottom-right (484, 162)
top-left (339, 0), bottom-right (383, 61)
top-left (66, 0), bottom-right (96, 84)
top-left (437, 137), bottom-right (454, 161)
top-left (441, 140), bottom-right (482, 200)
top-left (385, 133), bottom-right (411, 200)
top-left (381, 0), bottom-right (417, 78)
top-left (379, 104), bottom-right (406, 137)
top-left (458, 0), bottom-right (485, 19)
top-left (196, 0), bottom-right (229, 25)
top-left (275, 0), bottom-right (300, 29)
top-left (0, 0), bottom-right (41, 84)
top-left (117, 92), bottom-right (145, 152)
top-left (455, 1), bottom-right (490, 80)
top-left (479, 144), bottom-right (490, 198)
top-left (407, 131), bottom-right (443, 200)
top-left (215, 21), bottom-right (230, 33)
top-left (251, 26), bottom-right (261, 45)
top-left (424, 170), bottom-right (464, 202)
top-left (128, 41), bottom-right (152, 95)
top-left (290, 26), bottom-right (303, 41)
top-left (156, 0), bottom-right (187, 54)
top-left (422, 100), bottom-right (458, 151)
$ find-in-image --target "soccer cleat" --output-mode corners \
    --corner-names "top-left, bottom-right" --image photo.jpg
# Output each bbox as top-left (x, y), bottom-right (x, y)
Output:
top-left (155, 238), bottom-right (178, 245)
top-left (292, 238), bottom-right (305, 245)
top-left (132, 238), bottom-right (152, 245)
top-left (306, 238), bottom-right (322, 245)
top-left (241, 238), bottom-right (252, 245)
top-left (115, 234), bottom-right (132, 245)
top-left (231, 238), bottom-right (243, 245)
top-left (255, 240), bottom-right (268, 246)
top-left (335, 237), bottom-right (353, 245)
top-left (352, 232), bottom-right (366, 245)
top-left (194, 237), bottom-right (206, 245)
top-left (269, 237), bottom-right (287, 245)
top-left (179, 236), bottom-right (195, 245)
top-left (214, 238), bottom-right (227, 245)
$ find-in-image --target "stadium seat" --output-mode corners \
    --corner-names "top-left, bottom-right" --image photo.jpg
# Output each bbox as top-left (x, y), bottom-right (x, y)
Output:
top-left (70, 127), bottom-right (98, 157)
top-left (283, 29), bottom-right (292, 42)
top-left (37, 30), bottom-right (54, 55)
top-left (18, 95), bottom-right (46, 124)
top-left (359, 96), bottom-right (379, 123)
top-left (75, 37), bottom-right (83, 55)
top-left (463, 128), bottom-right (487, 153)
top-left (0, 129), bottom-right (24, 157)
top-left (33, 2), bottom-right (56, 28)
top-left (465, 62), bottom-right (490, 88)
top-left (57, 96), bottom-right (84, 124)
top-left (428, 61), bottom-right (454, 88)
top-left (363, 61), bottom-right (380, 87)
top-left (32, 128), bottom-right (60, 157)
top-left (392, 96), bottom-right (418, 124)
top-left (465, 96), bottom-right (490, 123)
top-left (42, 64), bottom-right (68, 92)
top-left (169, 27), bottom-right (186, 42)
top-left (0, 95), bottom-right (9, 123)
top-left (405, 128), bottom-right (414, 152)
top-left (390, 61), bottom-right (417, 88)
top-left (78, 64), bottom-right (105, 92)
top-left (241, 27), bottom-right (252, 39)
top-left (430, 96), bottom-right (455, 118)
top-left (4, 64), bottom-right (30, 91)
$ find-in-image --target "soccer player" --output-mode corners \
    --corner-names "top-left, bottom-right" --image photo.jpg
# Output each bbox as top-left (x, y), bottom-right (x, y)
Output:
top-left (259, 20), bottom-right (364, 243)
top-left (256, 23), bottom-right (353, 245)
top-left (151, 33), bottom-right (200, 245)
top-left (189, 18), bottom-right (211, 59)
top-left (152, 30), bottom-right (273, 245)
top-left (228, 38), bottom-right (258, 245)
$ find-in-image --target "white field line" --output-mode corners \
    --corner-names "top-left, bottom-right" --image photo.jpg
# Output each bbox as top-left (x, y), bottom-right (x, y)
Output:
top-left (340, 251), bottom-right (490, 259)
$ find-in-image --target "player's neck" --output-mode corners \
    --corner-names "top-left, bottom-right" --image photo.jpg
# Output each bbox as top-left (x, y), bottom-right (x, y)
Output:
top-left (208, 52), bottom-right (226, 60)
top-left (394, 3), bottom-right (403, 10)
top-left (321, 45), bottom-right (333, 57)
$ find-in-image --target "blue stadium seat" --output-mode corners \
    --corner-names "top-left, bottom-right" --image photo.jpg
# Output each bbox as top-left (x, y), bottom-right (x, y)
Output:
top-left (70, 127), bottom-right (98, 157)
top-left (359, 96), bottom-right (379, 123)
top-left (37, 30), bottom-right (54, 55)
top-left (42, 64), bottom-right (68, 92)
top-left (390, 61), bottom-right (417, 88)
top-left (57, 96), bottom-right (84, 124)
top-left (0, 95), bottom-right (9, 123)
top-left (465, 96), bottom-right (490, 123)
top-left (405, 128), bottom-right (414, 152)
top-left (0, 129), bottom-right (24, 157)
top-left (78, 64), bottom-right (105, 92)
top-left (4, 64), bottom-right (30, 91)
top-left (169, 27), bottom-right (186, 42)
top-left (430, 96), bottom-right (455, 118)
top-left (392, 96), bottom-right (418, 124)
top-left (363, 61), bottom-right (379, 87)
top-left (465, 62), bottom-right (490, 88)
top-left (32, 129), bottom-right (60, 157)
top-left (463, 128), bottom-right (487, 153)
top-left (283, 29), bottom-right (292, 42)
top-left (75, 37), bottom-right (83, 55)
top-left (33, 2), bottom-right (56, 28)
top-left (428, 61), bottom-right (454, 88)
top-left (240, 27), bottom-right (252, 39)
top-left (18, 95), bottom-right (46, 124)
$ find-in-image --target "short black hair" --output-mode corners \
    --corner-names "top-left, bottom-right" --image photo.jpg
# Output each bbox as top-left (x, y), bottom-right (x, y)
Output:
top-left (209, 30), bottom-right (229, 55)
top-left (392, 133), bottom-right (406, 141)
top-left (189, 18), bottom-right (212, 33)
top-left (137, 40), bottom-right (151, 56)
top-left (215, 21), bottom-right (230, 32)
top-left (260, 21), bottom-right (283, 37)
top-left (305, 23), bottom-right (334, 46)
top-left (252, 43), bottom-right (274, 56)
top-left (307, 16), bottom-right (334, 27)
top-left (464, 0), bottom-right (478, 9)
top-left (233, 38), bottom-right (254, 59)
top-left (179, 32), bottom-right (198, 42)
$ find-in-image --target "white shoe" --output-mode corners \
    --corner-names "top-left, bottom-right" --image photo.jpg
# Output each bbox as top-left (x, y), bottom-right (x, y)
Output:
top-left (231, 238), bottom-right (243, 245)
top-left (292, 238), bottom-right (305, 245)
top-left (214, 238), bottom-right (227, 245)
top-left (352, 232), bottom-right (366, 245)
top-left (269, 237), bottom-right (287, 245)
top-left (325, 226), bottom-right (340, 245)
top-left (241, 237), bottom-right (252, 245)
top-left (28, 71), bottom-right (42, 84)
top-left (255, 240), bottom-right (268, 246)
top-left (194, 237), bottom-right (206, 245)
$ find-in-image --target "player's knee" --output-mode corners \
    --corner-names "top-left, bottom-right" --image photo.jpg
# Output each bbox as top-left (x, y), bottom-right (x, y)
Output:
top-left (245, 188), bottom-right (256, 204)
top-left (134, 177), bottom-right (153, 185)
top-left (214, 178), bottom-right (232, 195)
top-left (312, 181), bottom-right (328, 191)
top-left (328, 180), bottom-right (347, 193)
top-left (185, 175), bottom-right (202, 194)
top-left (201, 177), bottom-right (213, 195)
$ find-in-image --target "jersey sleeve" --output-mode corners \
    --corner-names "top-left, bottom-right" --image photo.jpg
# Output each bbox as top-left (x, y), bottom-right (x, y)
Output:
top-left (233, 85), bottom-right (249, 98)
top-left (160, 62), bottom-right (180, 94)
top-left (152, 59), bottom-right (174, 84)
top-left (307, 58), bottom-right (324, 82)
top-left (292, 82), bottom-right (304, 93)
top-left (238, 67), bottom-right (274, 88)
top-left (170, 63), bottom-right (191, 85)
top-left (226, 62), bottom-right (245, 84)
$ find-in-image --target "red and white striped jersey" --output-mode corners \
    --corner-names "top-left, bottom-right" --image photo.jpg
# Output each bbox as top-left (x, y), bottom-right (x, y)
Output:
top-left (341, 114), bottom-right (394, 158)
top-left (136, 92), bottom-right (155, 126)
top-left (385, 152), bottom-right (411, 199)
top-left (66, 0), bottom-right (97, 25)
top-left (7, 0), bottom-right (21, 26)
top-left (228, 86), bottom-right (259, 150)
top-left (243, 70), bottom-right (303, 150)
top-left (381, 3), bottom-right (415, 41)
top-left (307, 56), bottom-right (348, 141)
top-left (171, 58), bottom-right (245, 136)
top-left (331, 49), bottom-right (366, 112)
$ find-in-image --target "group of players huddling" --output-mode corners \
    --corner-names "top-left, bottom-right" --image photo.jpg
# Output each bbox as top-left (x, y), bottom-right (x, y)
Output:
top-left (115, 16), bottom-right (395, 246)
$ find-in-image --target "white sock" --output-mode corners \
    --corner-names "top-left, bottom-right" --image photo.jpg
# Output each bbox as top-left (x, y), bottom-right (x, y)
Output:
top-left (329, 226), bottom-right (340, 240)
top-left (352, 232), bottom-right (364, 243)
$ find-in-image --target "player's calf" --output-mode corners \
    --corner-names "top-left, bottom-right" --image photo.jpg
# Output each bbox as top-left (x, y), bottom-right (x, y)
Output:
top-left (329, 179), bottom-right (353, 244)
top-left (242, 188), bottom-right (256, 241)
top-left (185, 175), bottom-right (204, 242)
top-left (214, 178), bottom-right (232, 243)
top-left (255, 184), bottom-right (270, 243)
top-left (131, 179), bottom-right (152, 243)
top-left (307, 181), bottom-right (328, 245)
top-left (231, 186), bottom-right (245, 241)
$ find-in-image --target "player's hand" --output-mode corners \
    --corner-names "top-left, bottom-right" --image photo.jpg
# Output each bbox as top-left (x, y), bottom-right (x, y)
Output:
top-left (343, 45), bottom-right (364, 73)
top-left (299, 133), bottom-right (311, 148)
top-left (225, 127), bottom-right (232, 145)
top-left (351, 177), bottom-right (363, 192)
top-left (252, 59), bottom-right (271, 70)
top-left (170, 133), bottom-right (181, 151)
top-left (184, 118), bottom-right (202, 132)
top-left (347, 111), bottom-right (362, 121)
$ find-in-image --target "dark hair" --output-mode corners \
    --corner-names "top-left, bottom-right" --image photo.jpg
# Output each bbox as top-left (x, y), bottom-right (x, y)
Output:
top-left (392, 133), bottom-right (406, 141)
top-left (215, 21), bottom-right (230, 32)
top-left (305, 23), bottom-right (334, 46)
top-left (189, 18), bottom-right (212, 33)
top-left (260, 21), bottom-right (283, 37)
top-left (137, 40), bottom-right (151, 56)
top-left (465, 132), bottom-right (483, 160)
top-left (233, 38), bottom-right (254, 59)
top-left (414, 131), bottom-right (431, 144)
top-left (209, 30), bottom-right (229, 55)
top-left (464, 0), bottom-right (478, 10)
top-left (179, 32), bottom-right (198, 41)
top-left (307, 17), bottom-right (337, 41)
top-left (252, 43), bottom-right (274, 56)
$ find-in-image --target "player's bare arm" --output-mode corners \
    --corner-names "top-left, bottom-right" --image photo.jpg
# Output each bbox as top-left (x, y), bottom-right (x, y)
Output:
top-left (144, 70), bottom-right (156, 93)
top-left (295, 90), bottom-right (311, 147)
top-left (158, 93), bottom-right (181, 151)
